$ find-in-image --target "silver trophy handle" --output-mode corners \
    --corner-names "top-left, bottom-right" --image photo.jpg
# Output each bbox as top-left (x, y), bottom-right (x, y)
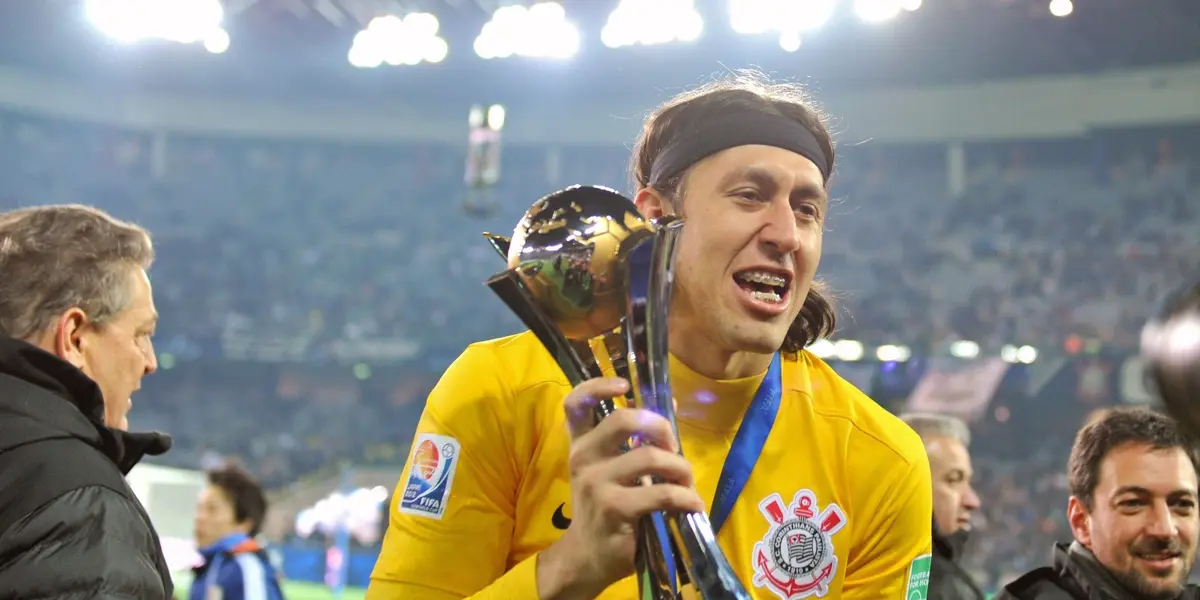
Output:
top-left (623, 218), bottom-right (751, 600)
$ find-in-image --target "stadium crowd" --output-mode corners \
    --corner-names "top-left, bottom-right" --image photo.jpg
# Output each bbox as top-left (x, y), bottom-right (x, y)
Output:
top-left (0, 108), bottom-right (1195, 592)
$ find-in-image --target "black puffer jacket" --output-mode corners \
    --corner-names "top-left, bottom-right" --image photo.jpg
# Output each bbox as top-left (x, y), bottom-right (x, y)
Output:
top-left (996, 541), bottom-right (1200, 600)
top-left (0, 336), bottom-right (174, 599)
top-left (930, 522), bottom-right (986, 600)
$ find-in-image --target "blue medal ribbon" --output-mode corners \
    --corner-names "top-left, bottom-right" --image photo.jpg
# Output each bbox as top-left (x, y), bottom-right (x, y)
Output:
top-left (708, 352), bottom-right (783, 535)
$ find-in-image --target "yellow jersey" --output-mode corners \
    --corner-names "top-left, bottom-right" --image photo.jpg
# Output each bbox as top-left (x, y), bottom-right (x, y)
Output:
top-left (368, 331), bottom-right (932, 599)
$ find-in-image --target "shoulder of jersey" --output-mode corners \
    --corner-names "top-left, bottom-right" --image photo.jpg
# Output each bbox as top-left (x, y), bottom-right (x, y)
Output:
top-left (460, 331), bottom-right (572, 392)
top-left (794, 349), bottom-right (925, 464)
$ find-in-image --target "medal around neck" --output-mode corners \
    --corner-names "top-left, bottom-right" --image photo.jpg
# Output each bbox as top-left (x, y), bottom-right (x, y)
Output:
top-left (484, 185), bottom-right (750, 600)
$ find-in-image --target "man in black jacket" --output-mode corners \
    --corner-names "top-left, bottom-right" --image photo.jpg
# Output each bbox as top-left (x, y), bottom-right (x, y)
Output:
top-left (997, 407), bottom-right (1200, 600)
top-left (0, 205), bottom-right (173, 598)
top-left (903, 413), bottom-right (986, 600)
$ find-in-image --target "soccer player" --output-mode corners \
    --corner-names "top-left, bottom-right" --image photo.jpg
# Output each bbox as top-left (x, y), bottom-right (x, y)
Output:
top-left (367, 73), bottom-right (933, 599)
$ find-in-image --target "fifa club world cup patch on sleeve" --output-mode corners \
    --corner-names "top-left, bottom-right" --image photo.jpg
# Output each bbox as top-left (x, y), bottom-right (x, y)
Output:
top-left (905, 554), bottom-right (932, 600)
top-left (752, 489), bottom-right (846, 599)
top-left (398, 433), bottom-right (461, 520)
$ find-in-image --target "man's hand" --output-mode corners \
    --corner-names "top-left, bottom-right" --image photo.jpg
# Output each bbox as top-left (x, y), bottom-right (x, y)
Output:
top-left (536, 377), bottom-right (705, 599)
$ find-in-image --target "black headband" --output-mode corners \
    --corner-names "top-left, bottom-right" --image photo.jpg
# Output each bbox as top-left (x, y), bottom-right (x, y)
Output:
top-left (647, 112), bottom-right (832, 186)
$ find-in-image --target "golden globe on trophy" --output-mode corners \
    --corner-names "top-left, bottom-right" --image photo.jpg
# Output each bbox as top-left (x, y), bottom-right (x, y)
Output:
top-left (484, 185), bottom-right (750, 600)
top-left (1141, 277), bottom-right (1200, 439)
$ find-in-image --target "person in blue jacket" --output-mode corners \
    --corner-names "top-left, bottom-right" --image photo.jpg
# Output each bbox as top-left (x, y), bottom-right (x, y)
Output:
top-left (190, 461), bottom-right (285, 600)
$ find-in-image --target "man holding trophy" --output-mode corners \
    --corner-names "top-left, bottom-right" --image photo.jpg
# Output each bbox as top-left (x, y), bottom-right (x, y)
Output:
top-left (368, 73), bottom-right (933, 600)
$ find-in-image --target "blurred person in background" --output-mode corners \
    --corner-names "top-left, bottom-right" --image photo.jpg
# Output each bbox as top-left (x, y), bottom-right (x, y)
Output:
top-left (997, 407), bottom-right (1200, 600)
top-left (368, 72), bottom-right (932, 599)
top-left (902, 413), bottom-right (985, 600)
top-left (190, 461), bottom-right (285, 600)
top-left (0, 204), bottom-right (172, 598)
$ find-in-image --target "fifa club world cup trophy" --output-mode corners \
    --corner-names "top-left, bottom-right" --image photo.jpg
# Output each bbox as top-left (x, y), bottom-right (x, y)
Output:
top-left (484, 185), bottom-right (750, 600)
top-left (1141, 277), bottom-right (1200, 439)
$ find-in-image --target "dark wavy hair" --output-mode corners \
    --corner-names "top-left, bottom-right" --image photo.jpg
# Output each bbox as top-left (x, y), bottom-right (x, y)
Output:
top-left (1068, 407), bottom-right (1200, 510)
top-left (629, 71), bottom-right (838, 353)
top-left (207, 461), bottom-right (269, 537)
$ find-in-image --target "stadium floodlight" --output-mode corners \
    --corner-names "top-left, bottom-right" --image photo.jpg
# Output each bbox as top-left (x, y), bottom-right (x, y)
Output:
top-left (473, 2), bottom-right (580, 60)
top-left (729, 0), bottom-right (835, 36)
top-left (833, 340), bottom-right (866, 362)
top-left (854, 0), bottom-right (902, 23)
top-left (779, 31), bottom-right (801, 52)
top-left (1049, 0), bottom-right (1073, 17)
top-left (347, 13), bottom-right (449, 68)
top-left (203, 28), bottom-right (230, 54)
top-left (876, 344), bottom-right (912, 362)
top-left (85, 0), bottom-right (228, 52)
top-left (600, 0), bottom-right (704, 49)
top-left (949, 340), bottom-right (981, 359)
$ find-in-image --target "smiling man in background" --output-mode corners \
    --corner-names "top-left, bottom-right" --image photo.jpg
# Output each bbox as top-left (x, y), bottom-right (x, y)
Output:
top-left (997, 407), bottom-right (1200, 600)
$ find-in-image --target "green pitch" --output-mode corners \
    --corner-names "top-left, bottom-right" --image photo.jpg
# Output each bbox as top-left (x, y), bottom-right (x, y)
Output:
top-left (280, 581), bottom-right (366, 600)
top-left (173, 572), bottom-right (364, 600)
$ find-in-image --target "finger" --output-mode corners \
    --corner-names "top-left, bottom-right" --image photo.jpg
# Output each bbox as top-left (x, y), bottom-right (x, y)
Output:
top-left (597, 484), bottom-right (707, 523)
top-left (604, 445), bottom-right (696, 488)
top-left (564, 377), bottom-right (629, 440)
top-left (574, 407), bottom-right (677, 462)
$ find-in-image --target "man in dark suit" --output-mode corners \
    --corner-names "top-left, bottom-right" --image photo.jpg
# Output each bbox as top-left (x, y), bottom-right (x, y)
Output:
top-left (0, 204), bottom-right (173, 598)
top-left (903, 413), bottom-right (986, 600)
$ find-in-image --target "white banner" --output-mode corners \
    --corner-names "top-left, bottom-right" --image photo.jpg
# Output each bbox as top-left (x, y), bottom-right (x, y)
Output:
top-left (905, 357), bottom-right (1009, 422)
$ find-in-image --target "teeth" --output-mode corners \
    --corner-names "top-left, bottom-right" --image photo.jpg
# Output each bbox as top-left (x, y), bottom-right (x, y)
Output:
top-left (737, 271), bottom-right (787, 288)
top-left (750, 290), bottom-right (783, 304)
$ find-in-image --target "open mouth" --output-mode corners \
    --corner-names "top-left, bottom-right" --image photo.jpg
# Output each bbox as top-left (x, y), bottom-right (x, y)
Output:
top-left (733, 269), bottom-right (792, 312)
top-left (1137, 552), bottom-right (1182, 571)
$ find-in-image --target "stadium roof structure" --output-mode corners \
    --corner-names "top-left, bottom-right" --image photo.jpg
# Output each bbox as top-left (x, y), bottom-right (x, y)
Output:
top-left (2, 0), bottom-right (1199, 105)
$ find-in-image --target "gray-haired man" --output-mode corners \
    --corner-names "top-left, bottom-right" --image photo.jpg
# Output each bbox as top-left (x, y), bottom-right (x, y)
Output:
top-left (903, 412), bottom-right (985, 600)
top-left (0, 204), bottom-right (172, 598)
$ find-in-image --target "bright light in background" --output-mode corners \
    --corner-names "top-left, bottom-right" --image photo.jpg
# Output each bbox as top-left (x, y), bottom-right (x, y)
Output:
top-left (1049, 0), bottom-right (1073, 17)
top-left (474, 2), bottom-right (580, 60)
top-left (729, 0), bottom-right (836, 52)
top-left (876, 344), bottom-right (912, 362)
top-left (730, 0), bottom-right (836, 34)
top-left (348, 13), bottom-right (448, 68)
top-left (1001, 344), bottom-right (1040, 364)
top-left (85, 0), bottom-right (228, 53)
top-left (601, 0), bottom-right (704, 49)
top-left (203, 28), bottom-right (229, 54)
top-left (833, 340), bottom-right (865, 362)
top-left (779, 31), bottom-right (801, 52)
top-left (901, 0), bottom-right (922, 10)
top-left (855, 0), bottom-right (902, 23)
top-left (949, 340), bottom-right (981, 359)
top-left (487, 105), bottom-right (507, 130)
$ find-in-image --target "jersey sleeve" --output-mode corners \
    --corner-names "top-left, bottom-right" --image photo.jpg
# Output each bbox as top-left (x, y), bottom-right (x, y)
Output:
top-left (841, 431), bottom-right (934, 600)
top-left (367, 343), bottom-right (536, 599)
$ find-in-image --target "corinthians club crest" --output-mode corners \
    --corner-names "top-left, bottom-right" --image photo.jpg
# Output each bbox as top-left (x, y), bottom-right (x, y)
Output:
top-left (752, 490), bottom-right (847, 600)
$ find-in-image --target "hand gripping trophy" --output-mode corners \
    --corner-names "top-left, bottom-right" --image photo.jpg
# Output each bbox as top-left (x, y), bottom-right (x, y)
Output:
top-left (1141, 276), bottom-right (1200, 439)
top-left (483, 185), bottom-right (750, 600)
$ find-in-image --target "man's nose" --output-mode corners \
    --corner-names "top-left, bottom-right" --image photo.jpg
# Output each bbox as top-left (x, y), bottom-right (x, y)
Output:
top-left (144, 342), bottom-right (158, 375)
top-left (759, 195), bottom-right (801, 257)
top-left (1145, 502), bottom-right (1178, 538)
top-left (963, 485), bottom-right (982, 511)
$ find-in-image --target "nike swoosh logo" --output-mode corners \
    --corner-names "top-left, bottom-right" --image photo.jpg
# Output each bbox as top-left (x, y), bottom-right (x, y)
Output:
top-left (552, 503), bottom-right (572, 530)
